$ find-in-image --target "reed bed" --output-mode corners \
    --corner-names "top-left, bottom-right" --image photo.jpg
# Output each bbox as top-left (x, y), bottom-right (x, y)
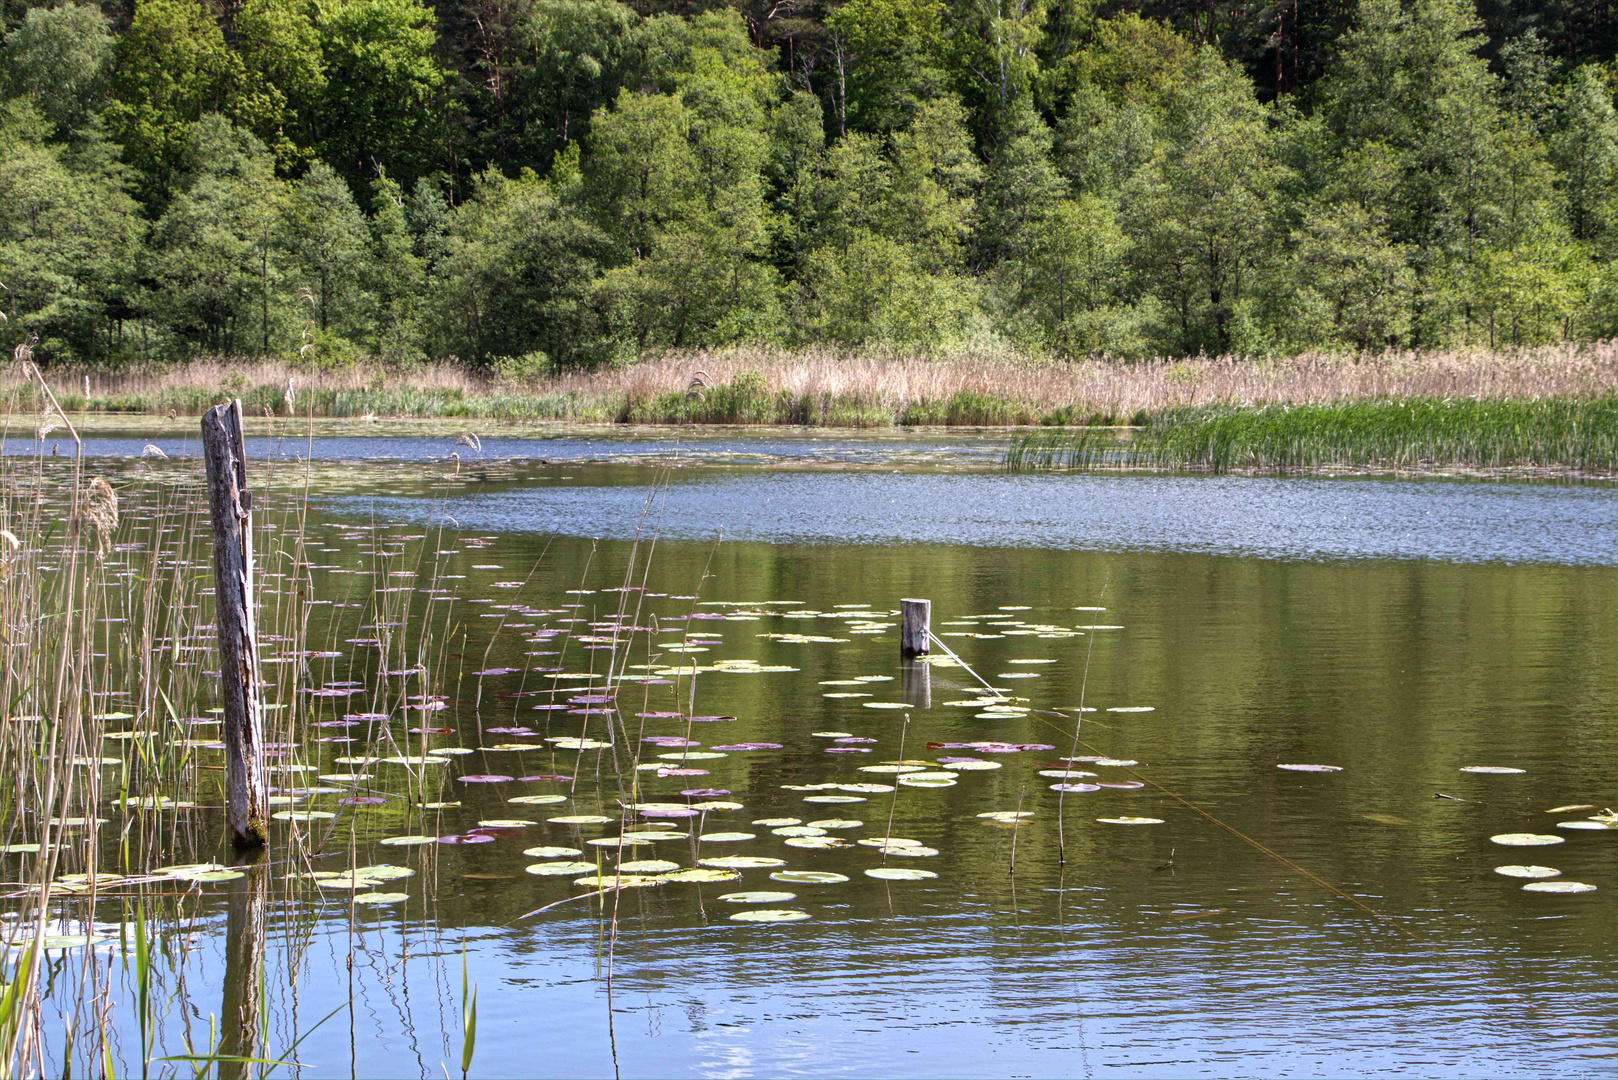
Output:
top-left (19, 341), bottom-right (1616, 427)
top-left (1005, 396), bottom-right (1618, 475)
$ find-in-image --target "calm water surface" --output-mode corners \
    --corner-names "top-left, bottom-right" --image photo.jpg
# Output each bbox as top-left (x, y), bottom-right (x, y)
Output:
top-left (41, 433), bottom-right (1616, 1078)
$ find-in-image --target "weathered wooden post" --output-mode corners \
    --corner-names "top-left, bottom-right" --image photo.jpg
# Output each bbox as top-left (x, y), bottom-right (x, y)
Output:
top-left (202, 401), bottom-right (268, 849)
top-left (900, 598), bottom-right (930, 656)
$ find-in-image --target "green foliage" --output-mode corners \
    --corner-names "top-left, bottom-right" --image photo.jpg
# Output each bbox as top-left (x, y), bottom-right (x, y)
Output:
top-left (147, 117), bottom-right (285, 355)
top-left (0, 0), bottom-right (1609, 366)
top-left (1008, 396), bottom-right (1618, 473)
top-left (105, 0), bottom-right (243, 207)
top-left (0, 4), bottom-right (112, 135)
top-left (231, 0), bottom-right (326, 170)
top-left (314, 0), bottom-right (446, 188)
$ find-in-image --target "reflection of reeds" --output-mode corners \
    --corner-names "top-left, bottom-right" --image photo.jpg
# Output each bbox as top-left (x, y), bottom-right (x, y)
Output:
top-left (19, 342), bottom-right (1615, 426)
top-left (1007, 396), bottom-right (1618, 474)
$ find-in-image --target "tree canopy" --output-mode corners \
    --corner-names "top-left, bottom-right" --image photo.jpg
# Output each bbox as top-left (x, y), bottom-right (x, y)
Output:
top-left (0, 0), bottom-right (1612, 365)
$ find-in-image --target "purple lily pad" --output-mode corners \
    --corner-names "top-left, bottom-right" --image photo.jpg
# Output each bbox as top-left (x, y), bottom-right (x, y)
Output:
top-left (680, 788), bottom-right (731, 797)
top-left (640, 808), bottom-right (700, 818)
top-left (516, 775), bottom-right (570, 783)
top-left (438, 834), bottom-right (496, 845)
top-left (1049, 783), bottom-right (1101, 792)
top-left (457, 774), bottom-right (514, 784)
top-left (657, 767), bottom-right (709, 777)
top-left (338, 796), bottom-right (388, 806)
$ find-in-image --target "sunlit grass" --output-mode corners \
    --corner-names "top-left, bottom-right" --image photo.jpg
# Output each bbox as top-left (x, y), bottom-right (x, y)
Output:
top-left (12, 341), bottom-right (1613, 428)
top-left (1006, 395), bottom-right (1618, 474)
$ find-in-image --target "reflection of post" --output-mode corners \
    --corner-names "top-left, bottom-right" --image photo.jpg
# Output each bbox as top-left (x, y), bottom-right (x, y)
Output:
top-left (218, 862), bottom-right (267, 1079)
top-left (900, 598), bottom-right (930, 656)
top-left (900, 658), bottom-right (931, 710)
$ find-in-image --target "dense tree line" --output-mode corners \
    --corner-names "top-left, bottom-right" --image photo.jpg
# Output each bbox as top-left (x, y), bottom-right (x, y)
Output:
top-left (0, 0), bottom-right (1613, 369)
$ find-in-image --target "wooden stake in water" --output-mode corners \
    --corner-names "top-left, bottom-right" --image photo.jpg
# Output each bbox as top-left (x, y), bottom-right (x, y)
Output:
top-left (202, 400), bottom-right (269, 849)
top-left (900, 598), bottom-right (930, 656)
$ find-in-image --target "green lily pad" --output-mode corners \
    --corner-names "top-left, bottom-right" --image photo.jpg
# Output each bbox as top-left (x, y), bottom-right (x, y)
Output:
top-left (770, 871), bottom-right (848, 884)
top-left (575, 874), bottom-right (661, 889)
top-left (659, 868), bottom-right (742, 883)
top-left (521, 846), bottom-right (583, 858)
top-left (508, 795), bottom-right (568, 806)
top-left (1521, 880), bottom-right (1596, 893)
top-left (378, 835), bottom-right (436, 847)
top-left (728, 909), bottom-right (809, 922)
top-left (1097, 817), bottom-right (1163, 825)
top-left (351, 892), bottom-right (408, 905)
top-left (1490, 833), bottom-right (1564, 846)
top-left (699, 855), bottom-right (785, 869)
top-left (864, 868), bottom-right (936, 881)
top-left (525, 861), bottom-right (597, 876)
top-left (1494, 865), bottom-right (1560, 879)
top-left (718, 891), bottom-right (797, 903)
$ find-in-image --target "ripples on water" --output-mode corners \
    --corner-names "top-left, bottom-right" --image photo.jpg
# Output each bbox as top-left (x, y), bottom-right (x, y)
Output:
top-left (338, 470), bottom-right (1616, 566)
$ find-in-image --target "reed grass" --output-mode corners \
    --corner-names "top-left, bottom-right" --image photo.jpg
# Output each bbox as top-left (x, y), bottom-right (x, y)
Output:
top-left (13, 341), bottom-right (1612, 427)
top-left (1005, 395), bottom-right (1618, 474)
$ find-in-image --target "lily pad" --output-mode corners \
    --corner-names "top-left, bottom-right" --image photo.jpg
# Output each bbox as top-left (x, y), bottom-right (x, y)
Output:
top-left (351, 891), bottom-right (409, 905)
top-left (659, 868), bottom-right (742, 883)
top-left (508, 795), bottom-right (568, 805)
top-left (864, 868), bottom-right (937, 881)
top-left (770, 870), bottom-right (848, 884)
top-left (804, 795), bottom-right (865, 804)
top-left (728, 909), bottom-right (810, 922)
top-left (1494, 865), bottom-right (1561, 878)
top-left (1460, 766), bottom-right (1526, 774)
top-left (522, 846), bottom-right (583, 858)
top-left (379, 835), bottom-right (437, 847)
top-left (618, 860), bottom-right (681, 873)
top-left (699, 832), bottom-right (757, 843)
top-left (699, 855), bottom-right (786, 869)
top-left (1097, 817), bottom-right (1164, 825)
top-left (1556, 821), bottom-right (1613, 831)
top-left (1490, 833), bottom-right (1564, 846)
top-left (575, 874), bottom-right (661, 889)
top-left (549, 815), bottom-right (615, 825)
top-left (978, 811), bottom-right (1033, 823)
top-left (1522, 880), bottom-right (1597, 893)
top-left (718, 891), bottom-right (797, 903)
top-left (525, 861), bottom-right (597, 876)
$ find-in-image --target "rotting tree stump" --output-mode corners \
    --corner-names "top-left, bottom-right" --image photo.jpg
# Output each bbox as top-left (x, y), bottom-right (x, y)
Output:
top-left (202, 400), bottom-right (269, 849)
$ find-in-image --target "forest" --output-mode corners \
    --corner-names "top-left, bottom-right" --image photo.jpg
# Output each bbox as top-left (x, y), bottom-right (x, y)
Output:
top-left (0, 0), bottom-right (1614, 372)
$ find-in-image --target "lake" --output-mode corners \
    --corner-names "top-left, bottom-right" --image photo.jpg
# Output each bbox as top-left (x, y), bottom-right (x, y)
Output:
top-left (17, 427), bottom-right (1615, 1078)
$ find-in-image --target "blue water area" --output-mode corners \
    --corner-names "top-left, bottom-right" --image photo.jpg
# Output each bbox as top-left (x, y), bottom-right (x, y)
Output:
top-left (331, 470), bottom-right (1616, 566)
top-left (4, 427), bottom-right (1009, 466)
